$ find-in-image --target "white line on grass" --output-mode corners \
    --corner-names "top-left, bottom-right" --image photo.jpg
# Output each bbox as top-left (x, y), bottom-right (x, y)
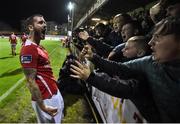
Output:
top-left (0, 76), bottom-right (25, 102)
top-left (0, 45), bottom-right (59, 102)
top-left (49, 46), bottom-right (59, 56)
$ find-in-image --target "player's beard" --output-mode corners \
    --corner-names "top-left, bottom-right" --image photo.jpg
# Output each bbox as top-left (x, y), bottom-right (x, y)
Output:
top-left (34, 30), bottom-right (45, 40)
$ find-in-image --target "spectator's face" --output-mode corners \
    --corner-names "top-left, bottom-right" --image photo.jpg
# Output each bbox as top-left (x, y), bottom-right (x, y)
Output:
top-left (113, 16), bottom-right (125, 32)
top-left (149, 34), bottom-right (180, 63)
top-left (122, 41), bottom-right (138, 58)
top-left (166, 3), bottom-right (180, 17)
top-left (121, 24), bottom-right (136, 42)
top-left (32, 16), bottom-right (47, 40)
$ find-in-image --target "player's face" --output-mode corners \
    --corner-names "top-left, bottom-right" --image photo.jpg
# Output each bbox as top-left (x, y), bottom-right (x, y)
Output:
top-left (32, 16), bottom-right (47, 40)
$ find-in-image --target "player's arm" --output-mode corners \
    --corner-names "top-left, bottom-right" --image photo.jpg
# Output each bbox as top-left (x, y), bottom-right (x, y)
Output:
top-left (9, 36), bottom-right (11, 42)
top-left (23, 68), bottom-right (43, 107)
top-left (15, 36), bottom-right (17, 43)
top-left (23, 68), bottom-right (57, 116)
top-left (21, 36), bottom-right (23, 41)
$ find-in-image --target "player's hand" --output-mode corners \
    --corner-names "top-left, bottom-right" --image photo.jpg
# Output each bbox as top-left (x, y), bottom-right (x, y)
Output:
top-left (79, 31), bottom-right (89, 40)
top-left (81, 45), bottom-right (93, 60)
top-left (70, 60), bottom-right (91, 81)
top-left (41, 105), bottom-right (58, 117)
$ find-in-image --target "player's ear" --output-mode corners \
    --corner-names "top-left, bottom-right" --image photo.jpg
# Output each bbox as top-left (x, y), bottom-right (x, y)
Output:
top-left (28, 25), bottom-right (34, 31)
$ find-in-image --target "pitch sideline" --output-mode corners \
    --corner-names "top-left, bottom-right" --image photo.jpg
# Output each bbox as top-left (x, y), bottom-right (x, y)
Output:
top-left (0, 76), bottom-right (25, 102)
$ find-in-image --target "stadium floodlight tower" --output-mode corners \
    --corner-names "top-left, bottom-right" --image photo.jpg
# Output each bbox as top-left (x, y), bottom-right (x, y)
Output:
top-left (68, 1), bottom-right (74, 11)
top-left (67, 1), bottom-right (74, 42)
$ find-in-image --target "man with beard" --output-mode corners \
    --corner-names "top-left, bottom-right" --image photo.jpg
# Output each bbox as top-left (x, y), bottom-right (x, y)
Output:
top-left (19, 14), bottom-right (64, 123)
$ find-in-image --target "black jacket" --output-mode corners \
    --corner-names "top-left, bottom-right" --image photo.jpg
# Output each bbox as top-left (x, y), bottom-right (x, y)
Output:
top-left (87, 37), bottom-right (114, 57)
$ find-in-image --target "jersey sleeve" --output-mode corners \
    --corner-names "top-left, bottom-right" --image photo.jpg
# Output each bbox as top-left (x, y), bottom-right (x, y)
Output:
top-left (20, 45), bottom-right (38, 68)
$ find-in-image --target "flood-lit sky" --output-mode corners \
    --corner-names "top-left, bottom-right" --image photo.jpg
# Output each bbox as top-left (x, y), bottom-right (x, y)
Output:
top-left (0, 0), bottom-right (71, 31)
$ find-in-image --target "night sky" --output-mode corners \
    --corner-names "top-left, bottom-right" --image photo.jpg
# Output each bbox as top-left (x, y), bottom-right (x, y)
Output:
top-left (0, 0), bottom-right (71, 31)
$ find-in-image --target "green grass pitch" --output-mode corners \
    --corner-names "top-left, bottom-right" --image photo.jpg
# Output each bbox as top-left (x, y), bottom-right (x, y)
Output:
top-left (0, 38), bottom-right (68, 122)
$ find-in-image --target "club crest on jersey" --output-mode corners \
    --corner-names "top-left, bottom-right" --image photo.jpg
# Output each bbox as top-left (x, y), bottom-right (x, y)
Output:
top-left (21, 55), bottom-right (32, 63)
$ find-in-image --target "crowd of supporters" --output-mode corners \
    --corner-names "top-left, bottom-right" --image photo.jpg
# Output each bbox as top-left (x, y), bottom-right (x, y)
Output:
top-left (59, 0), bottom-right (180, 122)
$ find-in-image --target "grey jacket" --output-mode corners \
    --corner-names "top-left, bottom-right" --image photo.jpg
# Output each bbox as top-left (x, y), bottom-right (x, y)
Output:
top-left (90, 54), bottom-right (180, 122)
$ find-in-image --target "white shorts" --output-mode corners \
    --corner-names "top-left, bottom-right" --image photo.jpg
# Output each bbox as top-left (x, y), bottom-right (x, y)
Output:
top-left (11, 43), bottom-right (17, 49)
top-left (32, 90), bottom-right (64, 123)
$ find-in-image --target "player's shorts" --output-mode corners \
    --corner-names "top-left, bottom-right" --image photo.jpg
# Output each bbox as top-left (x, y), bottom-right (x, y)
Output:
top-left (32, 90), bottom-right (64, 123)
top-left (11, 43), bottom-right (17, 49)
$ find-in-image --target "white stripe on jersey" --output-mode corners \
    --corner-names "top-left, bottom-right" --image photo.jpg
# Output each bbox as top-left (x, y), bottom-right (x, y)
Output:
top-left (37, 75), bottom-right (53, 96)
top-left (24, 40), bottom-right (37, 46)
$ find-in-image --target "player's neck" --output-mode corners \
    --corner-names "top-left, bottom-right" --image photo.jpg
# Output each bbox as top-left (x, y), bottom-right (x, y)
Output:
top-left (29, 37), bottom-right (40, 45)
top-left (28, 32), bottom-right (41, 45)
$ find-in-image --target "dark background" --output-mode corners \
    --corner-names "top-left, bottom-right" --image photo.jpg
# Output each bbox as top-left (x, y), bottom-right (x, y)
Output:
top-left (0, 0), bottom-right (71, 31)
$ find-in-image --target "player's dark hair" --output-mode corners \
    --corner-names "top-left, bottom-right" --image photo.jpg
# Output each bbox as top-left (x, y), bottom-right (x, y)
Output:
top-left (25, 14), bottom-right (43, 27)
